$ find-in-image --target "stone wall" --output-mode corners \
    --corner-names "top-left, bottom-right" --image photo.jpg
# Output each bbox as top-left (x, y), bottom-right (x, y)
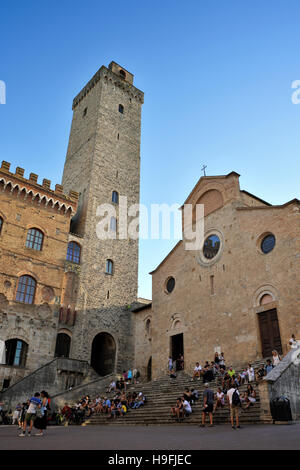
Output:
top-left (132, 305), bottom-right (152, 380)
top-left (0, 165), bottom-right (78, 387)
top-left (265, 347), bottom-right (300, 420)
top-left (61, 63), bottom-right (144, 373)
top-left (150, 174), bottom-right (300, 379)
top-left (0, 357), bottom-right (90, 409)
top-left (51, 374), bottom-right (115, 411)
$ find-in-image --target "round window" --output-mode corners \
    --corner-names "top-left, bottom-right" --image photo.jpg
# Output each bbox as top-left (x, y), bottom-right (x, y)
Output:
top-left (166, 277), bottom-right (175, 293)
top-left (261, 234), bottom-right (276, 254)
top-left (203, 234), bottom-right (220, 259)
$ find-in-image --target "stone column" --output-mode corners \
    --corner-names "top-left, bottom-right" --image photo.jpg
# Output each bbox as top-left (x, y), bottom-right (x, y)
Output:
top-left (257, 379), bottom-right (273, 423)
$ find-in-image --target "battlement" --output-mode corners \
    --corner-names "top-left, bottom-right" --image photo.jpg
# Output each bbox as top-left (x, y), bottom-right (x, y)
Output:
top-left (72, 62), bottom-right (144, 110)
top-left (0, 160), bottom-right (79, 214)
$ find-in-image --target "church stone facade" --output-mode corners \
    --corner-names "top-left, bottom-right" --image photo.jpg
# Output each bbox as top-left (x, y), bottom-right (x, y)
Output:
top-left (144, 172), bottom-right (300, 379)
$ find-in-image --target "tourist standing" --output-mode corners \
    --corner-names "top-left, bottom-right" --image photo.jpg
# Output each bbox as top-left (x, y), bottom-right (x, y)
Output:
top-left (227, 384), bottom-right (241, 429)
top-left (272, 350), bottom-right (281, 367)
top-left (265, 359), bottom-right (274, 375)
top-left (199, 383), bottom-right (214, 427)
top-left (247, 364), bottom-right (255, 382)
top-left (289, 334), bottom-right (298, 349)
top-left (19, 392), bottom-right (41, 437)
top-left (34, 391), bottom-right (49, 436)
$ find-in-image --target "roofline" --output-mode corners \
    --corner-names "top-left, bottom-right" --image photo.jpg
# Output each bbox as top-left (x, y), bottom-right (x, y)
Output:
top-left (236, 198), bottom-right (300, 211)
top-left (241, 190), bottom-right (272, 206)
top-left (149, 240), bottom-right (182, 275)
top-left (181, 171), bottom-right (240, 207)
top-left (132, 303), bottom-right (152, 313)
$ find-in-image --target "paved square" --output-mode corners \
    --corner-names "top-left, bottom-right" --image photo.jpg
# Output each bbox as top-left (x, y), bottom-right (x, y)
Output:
top-left (0, 423), bottom-right (299, 450)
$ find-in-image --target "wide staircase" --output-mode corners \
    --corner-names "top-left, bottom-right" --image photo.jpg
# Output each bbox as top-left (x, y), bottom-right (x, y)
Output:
top-left (84, 363), bottom-right (264, 426)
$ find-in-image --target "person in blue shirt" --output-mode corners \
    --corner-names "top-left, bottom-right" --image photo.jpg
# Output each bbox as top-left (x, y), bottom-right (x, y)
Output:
top-left (127, 369), bottom-right (132, 384)
top-left (19, 392), bottom-right (41, 437)
top-left (265, 359), bottom-right (274, 376)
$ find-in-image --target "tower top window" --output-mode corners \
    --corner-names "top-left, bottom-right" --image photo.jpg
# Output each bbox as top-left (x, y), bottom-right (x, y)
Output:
top-left (119, 70), bottom-right (126, 79)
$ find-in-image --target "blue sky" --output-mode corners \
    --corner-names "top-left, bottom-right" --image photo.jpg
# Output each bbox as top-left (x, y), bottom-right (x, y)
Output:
top-left (1, 0), bottom-right (300, 299)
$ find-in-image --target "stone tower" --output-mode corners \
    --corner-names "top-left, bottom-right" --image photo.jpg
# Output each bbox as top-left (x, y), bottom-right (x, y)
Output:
top-left (61, 62), bottom-right (144, 375)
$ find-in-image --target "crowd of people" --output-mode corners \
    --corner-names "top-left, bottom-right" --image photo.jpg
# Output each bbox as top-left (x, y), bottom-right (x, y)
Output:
top-left (61, 388), bottom-right (146, 423)
top-left (169, 348), bottom-right (285, 428)
top-left (4, 338), bottom-right (296, 434)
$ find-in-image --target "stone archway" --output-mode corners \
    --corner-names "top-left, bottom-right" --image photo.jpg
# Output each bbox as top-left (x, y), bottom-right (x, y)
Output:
top-left (54, 333), bottom-right (71, 358)
top-left (91, 332), bottom-right (116, 376)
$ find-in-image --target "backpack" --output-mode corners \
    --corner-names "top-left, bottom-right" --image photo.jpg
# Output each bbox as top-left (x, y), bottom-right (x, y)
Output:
top-left (232, 389), bottom-right (240, 406)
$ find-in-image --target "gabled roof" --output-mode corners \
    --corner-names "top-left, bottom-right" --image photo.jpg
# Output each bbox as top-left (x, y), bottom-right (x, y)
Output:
top-left (181, 171), bottom-right (240, 208)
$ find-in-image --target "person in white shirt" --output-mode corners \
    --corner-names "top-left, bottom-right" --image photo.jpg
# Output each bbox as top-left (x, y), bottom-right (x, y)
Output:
top-left (214, 388), bottom-right (225, 413)
top-left (247, 364), bottom-right (255, 382)
top-left (181, 396), bottom-right (192, 416)
top-left (192, 362), bottom-right (202, 380)
top-left (289, 334), bottom-right (298, 349)
top-left (226, 386), bottom-right (241, 429)
top-left (272, 350), bottom-right (281, 366)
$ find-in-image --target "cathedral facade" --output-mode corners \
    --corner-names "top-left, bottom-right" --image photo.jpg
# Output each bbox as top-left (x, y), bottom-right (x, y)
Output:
top-left (139, 172), bottom-right (300, 379)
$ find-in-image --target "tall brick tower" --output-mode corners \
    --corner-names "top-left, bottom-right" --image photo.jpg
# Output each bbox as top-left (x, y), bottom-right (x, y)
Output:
top-left (62, 62), bottom-right (144, 375)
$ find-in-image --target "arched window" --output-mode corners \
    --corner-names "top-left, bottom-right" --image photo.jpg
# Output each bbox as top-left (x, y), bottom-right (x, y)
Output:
top-left (66, 241), bottom-right (81, 264)
top-left (0, 216), bottom-right (3, 235)
top-left (146, 319), bottom-right (151, 336)
top-left (54, 333), bottom-right (71, 358)
top-left (5, 339), bottom-right (28, 367)
top-left (16, 275), bottom-right (36, 304)
top-left (119, 104), bottom-right (124, 114)
top-left (106, 259), bottom-right (114, 275)
top-left (26, 228), bottom-right (44, 251)
top-left (110, 217), bottom-right (117, 232)
top-left (112, 191), bottom-right (119, 204)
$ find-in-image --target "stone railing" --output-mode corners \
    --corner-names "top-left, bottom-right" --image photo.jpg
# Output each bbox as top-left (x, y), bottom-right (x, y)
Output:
top-left (264, 347), bottom-right (300, 420)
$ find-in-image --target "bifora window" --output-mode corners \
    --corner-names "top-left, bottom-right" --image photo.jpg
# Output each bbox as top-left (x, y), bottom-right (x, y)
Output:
top-left (16, 275), bottom-right (36, 304)
top-left (261, 234), bottom-right (276, 254)
top-left (26, 228), bottom-right (44, 251)
top-left (66, 241), bottom-right (81, 264)
top-left (203, 234), bottom-right (221, 259)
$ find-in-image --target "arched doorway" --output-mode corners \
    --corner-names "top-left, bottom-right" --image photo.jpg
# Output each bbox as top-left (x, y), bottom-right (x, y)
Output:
top-left (91, 332), bottom-right (116, 376)
top-left (147, 357), bottom-right (152, 382)
top-left (55, 333), bottom-right (71, 358)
